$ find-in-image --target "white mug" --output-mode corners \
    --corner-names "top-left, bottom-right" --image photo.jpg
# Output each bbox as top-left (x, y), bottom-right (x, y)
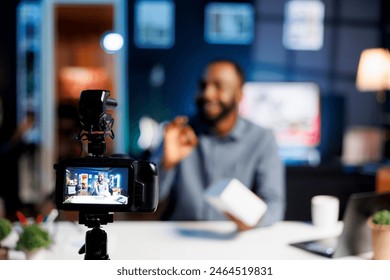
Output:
top-left (311, 195), bottom-right (339, 229)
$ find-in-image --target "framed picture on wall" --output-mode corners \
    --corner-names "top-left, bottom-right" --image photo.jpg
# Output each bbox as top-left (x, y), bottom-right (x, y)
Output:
top-left (240, 82), bottom-right (321, 165)
top-left (134, 0), bottom-right (175, 48)
top-left (204, 2), bottom-right (254, 45)
top-left (283, 0), bottom-right (325, 50)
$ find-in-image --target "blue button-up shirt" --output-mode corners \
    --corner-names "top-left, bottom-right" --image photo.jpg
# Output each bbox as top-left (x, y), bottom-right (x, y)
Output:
top-left (154, 117), bottom-right (286, 227)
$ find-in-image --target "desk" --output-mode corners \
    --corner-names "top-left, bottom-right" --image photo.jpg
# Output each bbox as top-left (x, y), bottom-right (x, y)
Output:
top-left (37, 220), bottom-right (364, 260)
top-left (64, 194), bottom-right (127, 205)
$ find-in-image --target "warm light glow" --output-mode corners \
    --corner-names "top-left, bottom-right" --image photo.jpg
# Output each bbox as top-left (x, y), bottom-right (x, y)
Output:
top-left (101, 32), bottom-right (124, 53)
top-left (59, 67), bottom-right (109, 100)
top-left (356, 48), bottom-right (390, 92)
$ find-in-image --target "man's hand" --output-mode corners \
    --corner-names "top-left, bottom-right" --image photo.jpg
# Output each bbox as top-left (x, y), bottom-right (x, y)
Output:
top-left (162, 116), bottom-right (198, 170)
top-left (224, 212), bottom-right (253, 232)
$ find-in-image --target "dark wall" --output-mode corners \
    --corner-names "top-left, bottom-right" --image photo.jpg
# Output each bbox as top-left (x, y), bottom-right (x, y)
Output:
top-left (0, 1), bottom-right (18, 143)
top-left (0, 1), bottom-right (22, 216)
top-left (285, 165), bottom-right (375, 221)
top-left (127, 0), bottom-right (387, 159)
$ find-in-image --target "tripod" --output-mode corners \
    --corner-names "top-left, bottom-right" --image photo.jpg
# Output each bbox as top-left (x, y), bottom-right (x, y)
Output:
top-left (78, 212), bottom-right (113, 260)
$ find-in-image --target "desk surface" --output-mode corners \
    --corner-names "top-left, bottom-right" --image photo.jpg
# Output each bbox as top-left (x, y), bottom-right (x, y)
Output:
top-left (32, 220), bottom-right (370, 260)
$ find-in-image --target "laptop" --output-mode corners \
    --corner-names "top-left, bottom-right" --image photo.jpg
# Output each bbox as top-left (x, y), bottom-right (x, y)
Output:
top-left (289, 191), bottom-right (390, 258)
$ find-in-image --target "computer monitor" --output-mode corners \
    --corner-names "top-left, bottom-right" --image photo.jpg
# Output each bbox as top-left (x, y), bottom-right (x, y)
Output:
top-left (239, 82), bottom-right (321, 165)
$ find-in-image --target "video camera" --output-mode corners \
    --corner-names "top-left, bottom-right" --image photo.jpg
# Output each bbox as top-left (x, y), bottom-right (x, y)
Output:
top-left (53, 90), bottom-right (159, 259)
top-left (54, 90), bottom-right (158, 216)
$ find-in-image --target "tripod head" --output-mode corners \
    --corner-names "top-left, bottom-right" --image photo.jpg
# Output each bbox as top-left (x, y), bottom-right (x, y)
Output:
top-left (78, 212), bottom-right (113, 260)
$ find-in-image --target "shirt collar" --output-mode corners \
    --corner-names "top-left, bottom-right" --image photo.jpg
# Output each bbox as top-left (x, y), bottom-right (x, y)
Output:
top-left (227, 117), bottom-right (245, 141)
top-left (210, 117), bottom-right (245, 141)
top-left (192, 115), bottom-right (245, 141)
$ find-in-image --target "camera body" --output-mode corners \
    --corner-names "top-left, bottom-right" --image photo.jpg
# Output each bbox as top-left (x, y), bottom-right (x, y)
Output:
top-left (54, 156), bottom-right (158, 213)
top-left (54, 89), bottom-right (159, 214)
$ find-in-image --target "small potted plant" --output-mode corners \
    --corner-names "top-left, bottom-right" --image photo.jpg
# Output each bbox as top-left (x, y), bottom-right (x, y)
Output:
top-left (367, 209), bottom-right (390, 260)
top-left (0, 218), bottom-right (13, 259)
top-left (15, 212), bottom-right (52, 260)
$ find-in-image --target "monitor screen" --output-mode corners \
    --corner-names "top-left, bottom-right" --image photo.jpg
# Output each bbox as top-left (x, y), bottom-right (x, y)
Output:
top-left (239, 82), bottom-right (321, 164)
top-left (62, 166), bottom-right (129, 206)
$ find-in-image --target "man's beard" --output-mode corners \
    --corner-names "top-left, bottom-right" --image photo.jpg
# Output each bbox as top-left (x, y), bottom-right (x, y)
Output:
top-left (195, 98), bottom-right (236, 126)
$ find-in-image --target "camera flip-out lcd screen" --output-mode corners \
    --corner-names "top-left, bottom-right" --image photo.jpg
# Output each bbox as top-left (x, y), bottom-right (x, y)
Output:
top-left (63, 166), bottom-right (129, 207)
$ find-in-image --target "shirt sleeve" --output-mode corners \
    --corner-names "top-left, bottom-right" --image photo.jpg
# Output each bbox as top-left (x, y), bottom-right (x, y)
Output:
top-left (255, 129), bottom-right (286, 227)
top-left (149, 141), bottom-right (177, 201)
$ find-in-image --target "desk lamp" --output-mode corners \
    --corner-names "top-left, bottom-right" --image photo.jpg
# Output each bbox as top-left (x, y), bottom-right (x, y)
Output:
top-left (356, 48), bottom-right (390, 159)
top-left (356, 48), bottom-right (390, 104)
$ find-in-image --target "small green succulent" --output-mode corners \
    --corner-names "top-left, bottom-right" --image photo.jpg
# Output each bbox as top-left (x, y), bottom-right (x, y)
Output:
top-left (16, 224), bottom-right (52, 252)
top-left (0, 218), bottom-right (12, 243)
top-left (372, 210), bottom-right (390, 225)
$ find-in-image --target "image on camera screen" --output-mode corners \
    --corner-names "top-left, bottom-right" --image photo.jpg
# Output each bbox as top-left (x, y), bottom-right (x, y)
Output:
top-left (63, 166), bottom-right (129, 206)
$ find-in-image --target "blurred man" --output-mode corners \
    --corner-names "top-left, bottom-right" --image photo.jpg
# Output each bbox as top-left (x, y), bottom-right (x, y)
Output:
top-left (92, 173), bottom-right (110, 197)
top-left (154, 59), bottom-right (285, 229)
